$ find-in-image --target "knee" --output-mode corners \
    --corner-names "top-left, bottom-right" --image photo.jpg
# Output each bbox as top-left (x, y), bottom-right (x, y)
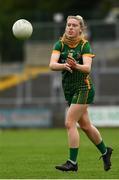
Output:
top-left (65, 121), bottom-right (73, 129)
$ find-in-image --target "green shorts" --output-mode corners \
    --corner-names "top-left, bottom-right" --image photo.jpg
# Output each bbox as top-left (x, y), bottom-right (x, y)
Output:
top-left (64, 85), bottom-right (95, 106)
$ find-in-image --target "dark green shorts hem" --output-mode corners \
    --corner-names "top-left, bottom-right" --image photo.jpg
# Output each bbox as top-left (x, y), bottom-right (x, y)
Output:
top-left (64, 86), bottom-right (95, 106)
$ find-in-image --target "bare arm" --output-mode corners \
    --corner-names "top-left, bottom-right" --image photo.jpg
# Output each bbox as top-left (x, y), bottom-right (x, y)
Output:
top-left (49, 50), bottom-right (73, 73)
top-left (75, 55), bottom-right (92, 73)
top-left (67, 55), bottom-right (93, 74)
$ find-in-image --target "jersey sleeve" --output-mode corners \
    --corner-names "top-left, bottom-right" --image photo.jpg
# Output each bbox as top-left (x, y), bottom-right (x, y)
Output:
top-left (81, 41), bottom-right (95, 58)
top-left (53, 40), bottom-right (62, 52)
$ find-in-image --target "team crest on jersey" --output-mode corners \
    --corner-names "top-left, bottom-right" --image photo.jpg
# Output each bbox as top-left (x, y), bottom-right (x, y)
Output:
top-left (68, 49), bottom-right (74, 57)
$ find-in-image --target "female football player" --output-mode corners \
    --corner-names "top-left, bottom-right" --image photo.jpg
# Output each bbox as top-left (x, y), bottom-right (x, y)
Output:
top-left (49, 15), bottom-right (113, 172)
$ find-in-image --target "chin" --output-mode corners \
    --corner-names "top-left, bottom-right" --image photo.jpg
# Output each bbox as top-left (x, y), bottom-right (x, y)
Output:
top-left (68, 34), bottom-right (75, 38)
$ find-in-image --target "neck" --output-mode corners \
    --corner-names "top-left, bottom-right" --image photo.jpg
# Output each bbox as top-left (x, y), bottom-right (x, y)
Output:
top-left (61, 33), bottom-right (81, 48)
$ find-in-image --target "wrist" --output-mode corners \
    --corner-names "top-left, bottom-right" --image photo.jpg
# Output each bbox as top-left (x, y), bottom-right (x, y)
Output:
top-left (63, 63), bottom-right (66, 70)
top-left (75, 64), bottom-right (79, 69)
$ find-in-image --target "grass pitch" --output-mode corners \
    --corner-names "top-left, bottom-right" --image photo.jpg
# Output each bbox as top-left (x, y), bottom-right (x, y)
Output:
top-left (0, 128), bottom-right (119, 179)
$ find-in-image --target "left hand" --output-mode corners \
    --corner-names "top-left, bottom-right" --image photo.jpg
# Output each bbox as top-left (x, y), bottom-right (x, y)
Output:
top-left (67, 56), bottom-right (77, 69)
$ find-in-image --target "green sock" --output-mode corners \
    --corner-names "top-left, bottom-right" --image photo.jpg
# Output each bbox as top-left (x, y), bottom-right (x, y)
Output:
top-left (96, 140), bottom-right (107, 154)
top-left (69, 148), bottom-right (79, 162)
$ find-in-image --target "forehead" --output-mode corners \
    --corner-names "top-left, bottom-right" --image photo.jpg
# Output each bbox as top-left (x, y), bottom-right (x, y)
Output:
top-left (67, 18), bottom-right (79, 25)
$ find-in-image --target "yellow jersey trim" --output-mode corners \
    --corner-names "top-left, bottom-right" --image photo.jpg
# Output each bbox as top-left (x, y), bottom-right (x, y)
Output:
top-left (83, 54), bottom-right (95, 58)
top-left (52, 50), bottom-right (60, 54)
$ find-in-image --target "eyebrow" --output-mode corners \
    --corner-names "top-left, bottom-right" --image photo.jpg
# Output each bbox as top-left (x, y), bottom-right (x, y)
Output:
top-left (67, 22), bottom-right (78, 26)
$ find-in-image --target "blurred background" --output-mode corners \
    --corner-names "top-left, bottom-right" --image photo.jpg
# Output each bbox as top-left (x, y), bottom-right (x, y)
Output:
top-left (0, 0), bottom-right (119, 128)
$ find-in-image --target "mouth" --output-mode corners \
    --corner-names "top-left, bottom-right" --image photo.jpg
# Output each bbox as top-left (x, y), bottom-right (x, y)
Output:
top-left (68, 31), bottom-right (73, 35)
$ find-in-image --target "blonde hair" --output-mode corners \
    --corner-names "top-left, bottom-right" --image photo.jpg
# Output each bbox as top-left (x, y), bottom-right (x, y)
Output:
top-left (66, 15), bottom-right (87, 40)
top-left (61, 15), bottom-right (87, 48)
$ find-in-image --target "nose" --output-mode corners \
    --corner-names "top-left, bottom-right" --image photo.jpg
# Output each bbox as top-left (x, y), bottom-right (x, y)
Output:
top-left (69, 25), bottom-right (73, 29)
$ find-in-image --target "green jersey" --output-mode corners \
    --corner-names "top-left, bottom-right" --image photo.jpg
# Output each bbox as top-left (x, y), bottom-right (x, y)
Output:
top-left (53, 40), bottom-right (95, 105)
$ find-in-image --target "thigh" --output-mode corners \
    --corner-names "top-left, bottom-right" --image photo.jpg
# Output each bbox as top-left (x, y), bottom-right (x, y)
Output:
top-left (66, 104), bottom-right (88, 124)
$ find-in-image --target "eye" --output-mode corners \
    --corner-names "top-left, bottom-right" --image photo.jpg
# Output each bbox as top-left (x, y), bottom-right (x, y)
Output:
top-left (67, 23), bottom-right (71, 27)
top-left (73, 24), bottom-right (78, 27)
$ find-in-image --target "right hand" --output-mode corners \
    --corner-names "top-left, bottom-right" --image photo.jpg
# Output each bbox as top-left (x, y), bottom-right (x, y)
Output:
top-left (64, 63), bottom-right (72, 73)
top-left (67, 56), bottom-right (77, 69)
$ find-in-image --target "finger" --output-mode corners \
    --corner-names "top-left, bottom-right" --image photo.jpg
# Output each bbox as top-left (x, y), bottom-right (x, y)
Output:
top-left (67, 58), bottom-right (76, 64)
top-left (68, 59), bottom-right (75, 63)
top-left (66, 62), bottom-right (72, 67)
top-left (68, 68), bottom-right (73, 73)
top-left (66, 67), bottom-right (72, 73)
top-left (67, 60), bottom-right (76, 66)
top-left (68, 56), bottom-right (75, 61)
